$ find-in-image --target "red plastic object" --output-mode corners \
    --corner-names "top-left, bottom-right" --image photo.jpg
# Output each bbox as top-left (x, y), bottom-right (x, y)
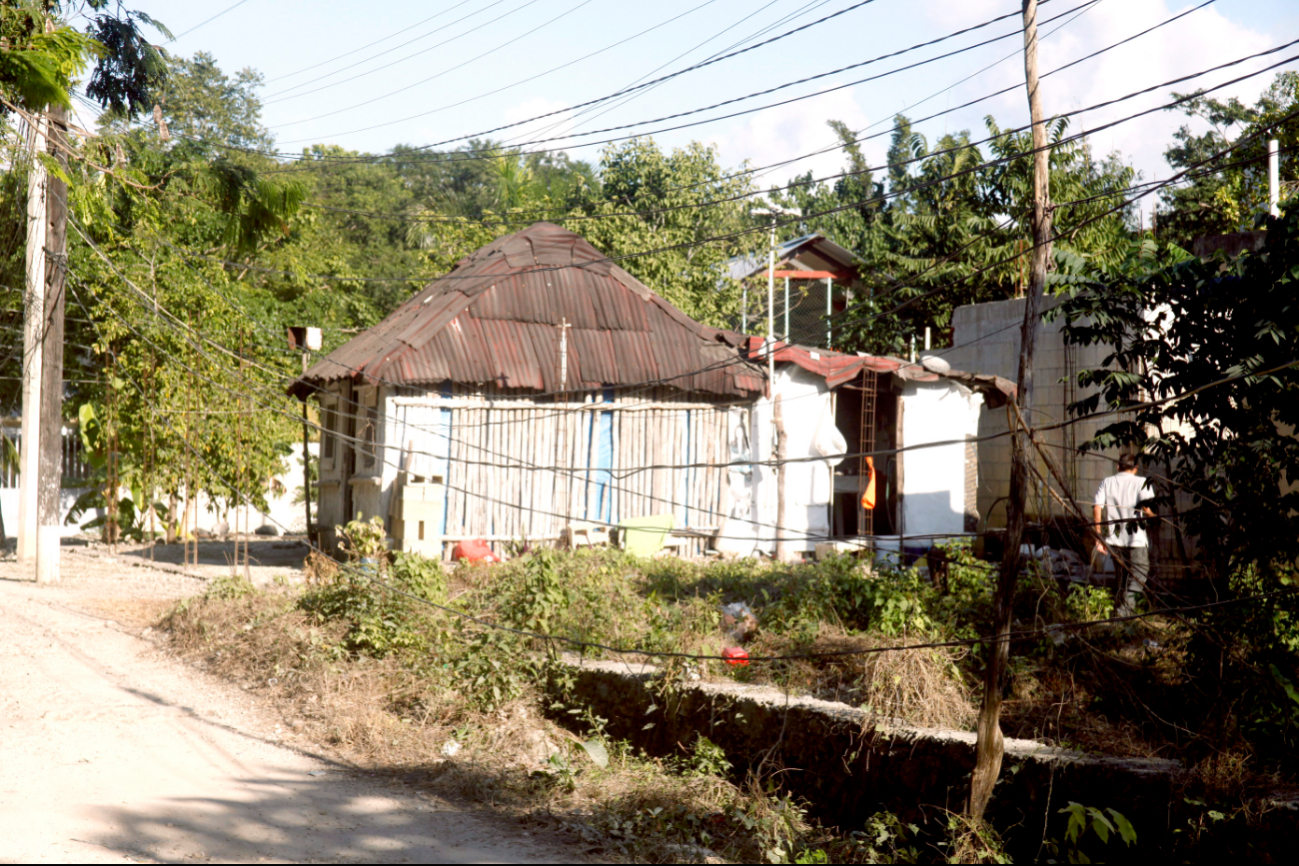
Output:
top-left (452, 539), bottom-right (500, 563)
top-left (721, 647), bottom-right (750, 667)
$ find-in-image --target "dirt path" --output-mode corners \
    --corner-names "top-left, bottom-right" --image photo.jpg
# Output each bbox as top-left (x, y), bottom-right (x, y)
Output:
top-left (0, 553), bottom-right (565, 864)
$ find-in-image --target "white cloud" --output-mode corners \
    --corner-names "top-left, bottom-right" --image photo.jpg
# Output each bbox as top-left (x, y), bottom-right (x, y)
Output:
top-left (700, 1), bottom-right (1293, 221)
top-left (703, 86), bottom-right (884, 192)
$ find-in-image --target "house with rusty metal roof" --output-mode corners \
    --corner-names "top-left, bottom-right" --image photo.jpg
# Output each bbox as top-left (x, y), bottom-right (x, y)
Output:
top-left (292, 221), bottom-right (1014, 562)
top-left (292, 221), bottom-right (765, 556)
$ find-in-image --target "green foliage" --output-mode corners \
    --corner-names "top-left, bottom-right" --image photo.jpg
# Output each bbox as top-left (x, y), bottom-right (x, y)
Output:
top-left (445, 623), bottom-right (527, 712)
top-left (500, 549), bottom-right (570, 636)
top-left (1065, 584), bottom-right (1115, 624)
top-left (760, 555), bottom-right (935, 640)
top-left (1157, 72), bottom-right (1299, 249)
top-left (580, 138), bottom-right (754, 328)
top-left (299, 545), bottom-right (445, 659)
top-left (205, 573), bottom-right (256, 601)
top-left (1051, 802), bottom-right (1137, 863)
top-left (335, 514), bottom-right (388, 560)
top-left (1053, 206), bottom-right (1299, 577)
top-left (772, 114), bottom-right (1137, 354)
top-left (675, 735), bottom-right (731, 779)
top-left (0, 10), bottom-right (98, 111)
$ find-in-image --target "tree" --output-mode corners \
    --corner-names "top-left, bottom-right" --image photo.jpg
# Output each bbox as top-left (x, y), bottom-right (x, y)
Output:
top-left (771, 114), bottom-right (1137, 355)
top-left (1156, 71), bottom-right (1299, 250)
top-left (581, 138), bottom-right (753, 328)
top-left (1052, 208), bottom-right (1299, 577)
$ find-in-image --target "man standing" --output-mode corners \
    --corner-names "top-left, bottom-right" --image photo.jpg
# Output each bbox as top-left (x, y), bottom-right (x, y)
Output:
top-left (1093, 453), bottom-right (1156, 616)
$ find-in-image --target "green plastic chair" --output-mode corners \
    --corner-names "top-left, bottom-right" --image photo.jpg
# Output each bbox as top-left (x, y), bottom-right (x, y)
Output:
top-left (617, 514), bottom-right (676, 557)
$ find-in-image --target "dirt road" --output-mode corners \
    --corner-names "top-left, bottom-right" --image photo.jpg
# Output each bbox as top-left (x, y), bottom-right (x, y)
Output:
top-left (0, 550), bottom-right (563, 864)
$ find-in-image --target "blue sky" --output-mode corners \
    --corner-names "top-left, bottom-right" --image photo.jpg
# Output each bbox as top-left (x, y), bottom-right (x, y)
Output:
top-left (105, 1), bottom-right (1299, 220)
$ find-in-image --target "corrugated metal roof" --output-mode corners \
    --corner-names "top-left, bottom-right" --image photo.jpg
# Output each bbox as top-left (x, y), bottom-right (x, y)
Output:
top-left (748, 337), bottom-right (1017, 407)
top-left (726, 232), bottom-right (863, 281)
top-left (293, 222), bottom-right (763, 399)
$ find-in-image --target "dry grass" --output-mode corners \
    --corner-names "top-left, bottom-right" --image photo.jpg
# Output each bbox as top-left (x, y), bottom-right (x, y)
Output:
top-left (156, 587), bottom-right (815, 863)
top-left (81, 596), bottom-right (178, 629)
top-left (749, 627), bottom-right (977, 731)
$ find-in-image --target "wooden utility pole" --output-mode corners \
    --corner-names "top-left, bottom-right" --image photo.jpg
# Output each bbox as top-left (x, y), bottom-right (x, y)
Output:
top-left (968, 0), bottom-right (1054, 821)
top-left (18, 108), bottom-right (48, 565)
top-left (36, 103), bottom-right (68, 583)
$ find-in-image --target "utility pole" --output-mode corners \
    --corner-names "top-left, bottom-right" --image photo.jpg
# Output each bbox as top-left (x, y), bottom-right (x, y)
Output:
top-left (1269, 138), bottom-right (1281, 217)
top-left (36, 103), bottom-right (68, 583)
top-left (969, 0), bottom-right (1053, 821)
top-left (18, 107), bottom-right (48, 565)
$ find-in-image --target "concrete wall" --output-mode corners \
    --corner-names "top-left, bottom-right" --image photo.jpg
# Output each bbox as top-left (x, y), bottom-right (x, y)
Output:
top-left (899, 379), bottom-right (982, 539)
top-left (556, 656), bottom-right (1298, 857)
top-left (941, 298), bottom-right (1119, 530)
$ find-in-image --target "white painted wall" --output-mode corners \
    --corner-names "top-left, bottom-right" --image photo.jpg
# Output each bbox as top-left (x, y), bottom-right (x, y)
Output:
top-left (737, 364), bottom-right (847, 555)
top-left (899, 380), bottom-right (982, 540)
top-left (0, 488), bottom-right (93, 539)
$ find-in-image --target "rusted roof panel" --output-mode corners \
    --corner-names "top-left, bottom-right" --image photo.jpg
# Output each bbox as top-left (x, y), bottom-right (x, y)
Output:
top-left (294, 222), bottom-right (764, 400)
top-left (746, 337), bottom-right (1016, 406)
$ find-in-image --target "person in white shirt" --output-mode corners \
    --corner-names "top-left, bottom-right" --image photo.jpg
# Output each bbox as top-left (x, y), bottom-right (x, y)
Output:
top-left (1093, 454), bottom-right (1156, 617)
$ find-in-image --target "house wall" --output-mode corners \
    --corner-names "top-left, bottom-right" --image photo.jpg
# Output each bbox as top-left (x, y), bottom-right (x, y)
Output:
top-left (941, 298), bottom-right (1119, 530)
top-left (732, 364), bottom-right (845, 556)
top-left (898, 380), bottom-right (983, 540)
top-left (314, 382), bottom-right (740, 558)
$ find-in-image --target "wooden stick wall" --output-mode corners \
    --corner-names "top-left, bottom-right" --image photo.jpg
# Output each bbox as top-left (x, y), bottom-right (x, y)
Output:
top-left (397, 385), bottom-right (735, 555)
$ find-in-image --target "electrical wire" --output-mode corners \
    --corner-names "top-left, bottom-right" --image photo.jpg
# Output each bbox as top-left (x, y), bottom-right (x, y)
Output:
top-left (166, 0), bottom-right (254, 44)
top-left (262, 0), bottom-right (520, 97)
top-left (56, 278), bottom-right (1299, 664)
top-left (263, 0), bottom-right (486, 84)
top-left (266, 0), bottom-right (601, 122)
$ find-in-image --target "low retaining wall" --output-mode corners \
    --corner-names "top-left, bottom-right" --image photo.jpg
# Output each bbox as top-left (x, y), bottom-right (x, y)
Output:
top-left (555, 656), bottom-right (1186, 855)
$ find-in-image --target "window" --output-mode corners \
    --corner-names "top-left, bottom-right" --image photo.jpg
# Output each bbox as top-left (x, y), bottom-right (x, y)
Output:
top-left (358, 387), bottom-right (379, 471)
top-left (320, 400), bottom-right (337, 470)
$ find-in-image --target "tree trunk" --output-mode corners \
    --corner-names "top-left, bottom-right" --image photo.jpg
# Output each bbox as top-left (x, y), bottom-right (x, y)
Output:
top-left (968, 0), bottom-right (1054, 821)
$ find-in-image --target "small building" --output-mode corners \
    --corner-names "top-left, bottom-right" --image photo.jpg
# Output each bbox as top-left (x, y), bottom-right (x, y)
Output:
top-left (722, 341), bottom-right (1015, 559)
top-left (292, 222), bottom-right (765, 557)
top-left (292, 222), bottom-right (1012, 562)
top-left (726, 232), bottom-right (864, 349)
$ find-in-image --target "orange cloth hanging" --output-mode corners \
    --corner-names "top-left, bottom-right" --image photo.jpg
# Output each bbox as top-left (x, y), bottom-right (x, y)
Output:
top-left (860, 456), bottom-right (877, 510)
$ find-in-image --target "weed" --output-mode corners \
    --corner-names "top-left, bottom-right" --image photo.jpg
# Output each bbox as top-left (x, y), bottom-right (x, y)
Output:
top-left (204, 574), bottom-right (256, 601)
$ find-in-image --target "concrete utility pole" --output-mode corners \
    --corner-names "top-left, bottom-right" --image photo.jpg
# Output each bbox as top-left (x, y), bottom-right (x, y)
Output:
top-left (37, 103), bottom-right (69, 583)
top-left (1269, 138), bottom-right (1281, 217)
top-left (969, 0), bottom-right (1054, 821)
top-left (18, 109), bottom-right (48, 565)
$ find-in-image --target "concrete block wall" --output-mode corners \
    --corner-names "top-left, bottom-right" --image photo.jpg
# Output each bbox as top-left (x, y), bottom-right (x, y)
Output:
top-left (552, 657), bottom-right (1299, 858)
top-left (942, 298), bottom-right (1118, 530)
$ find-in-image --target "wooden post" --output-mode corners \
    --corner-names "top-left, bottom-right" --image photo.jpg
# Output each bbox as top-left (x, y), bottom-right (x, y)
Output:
top-left (36, 103), bottom-right (68, 583)
top-left (301, 353), bottom-right (311, 545)
top-left (968, 0), bottom-right (1054, 821)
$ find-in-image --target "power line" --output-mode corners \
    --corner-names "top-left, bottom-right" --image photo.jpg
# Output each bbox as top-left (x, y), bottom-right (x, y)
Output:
top-left (167, 0), bottom-right (254, 44)
top-left (266, 0), bottom-right (886, 138)
top-left (126, 44), bottom-right (1299, 294)
top-left (263, 0), bottom-right (486, 85)
top-left (264, 0), bottom-right (725, 133)
top-left (210, 0), bottom-right (1066, 164)
top-left (265, 0), bottom-right (599, 119)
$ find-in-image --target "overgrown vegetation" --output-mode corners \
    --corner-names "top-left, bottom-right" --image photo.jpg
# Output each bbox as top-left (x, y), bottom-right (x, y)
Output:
top-left (152, 537), bottom-right (1299, 861)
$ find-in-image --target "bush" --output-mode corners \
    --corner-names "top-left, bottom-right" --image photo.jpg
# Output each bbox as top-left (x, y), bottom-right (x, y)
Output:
top-left (298, 550), bottom-right (446, 658)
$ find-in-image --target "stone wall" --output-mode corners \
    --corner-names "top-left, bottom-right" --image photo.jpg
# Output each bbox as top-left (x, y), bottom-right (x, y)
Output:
top-left (556, 656), bottom-right (1195, 857)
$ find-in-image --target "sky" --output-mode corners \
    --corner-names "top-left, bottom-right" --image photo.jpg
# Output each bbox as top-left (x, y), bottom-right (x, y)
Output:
top-left (99, 0), bottom-right (1299, 222)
